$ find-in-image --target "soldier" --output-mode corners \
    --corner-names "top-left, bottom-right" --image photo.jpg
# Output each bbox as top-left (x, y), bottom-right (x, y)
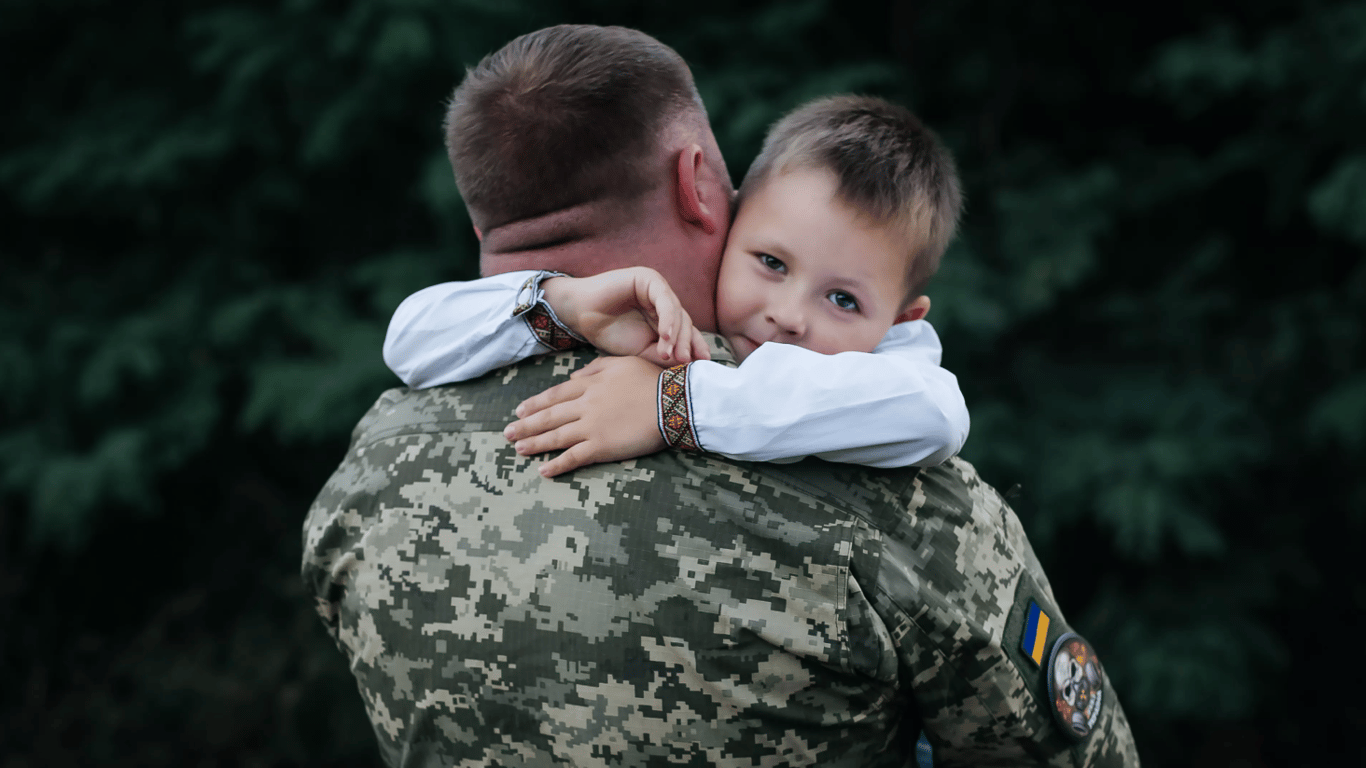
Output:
top-left (302, 24), bottom-right (1140, 767)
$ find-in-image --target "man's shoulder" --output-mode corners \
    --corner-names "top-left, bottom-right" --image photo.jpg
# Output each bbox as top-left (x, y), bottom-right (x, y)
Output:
top-left (748, 456), bottom-right (995, 523)
top-left (342, 351), bottom-right (998, 529)
top-left (784, 456), bottom-right (1040, 626)
top-left (352, 335), bottom-right (737, 450)
top-left (344, 364), bottom-right (996, 522)
top-left (350, 349), bottom-right (601, 447)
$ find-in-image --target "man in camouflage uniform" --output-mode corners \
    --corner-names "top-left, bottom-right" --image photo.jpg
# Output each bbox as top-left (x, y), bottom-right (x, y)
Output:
top-left (302, 24), bottom-right (1140, 767)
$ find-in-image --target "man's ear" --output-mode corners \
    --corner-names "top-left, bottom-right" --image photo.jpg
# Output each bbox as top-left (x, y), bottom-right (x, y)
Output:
top-left (895, 295), bottom-right (931, 324)
top-left (472, 225), bottom-right (483, 242)
top-left (676, 145), bottom-right (719, 235)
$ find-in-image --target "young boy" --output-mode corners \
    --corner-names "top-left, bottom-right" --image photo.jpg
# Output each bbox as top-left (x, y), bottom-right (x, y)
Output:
top-left (384, 94), bottom-right (967, 477)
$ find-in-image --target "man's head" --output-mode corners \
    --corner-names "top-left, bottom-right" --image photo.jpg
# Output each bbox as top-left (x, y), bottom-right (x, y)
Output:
top-left (445, 25), bottom-right (733, 330)
top-left (716, 95), bottom-right (962, 360)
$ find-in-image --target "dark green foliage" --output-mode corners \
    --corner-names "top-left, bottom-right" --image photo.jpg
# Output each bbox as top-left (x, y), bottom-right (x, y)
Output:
top-left (2, 0), bottom-right (1361, 764)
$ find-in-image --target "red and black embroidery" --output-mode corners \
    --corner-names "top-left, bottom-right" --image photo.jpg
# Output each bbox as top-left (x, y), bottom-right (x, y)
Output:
top-left (523, 303), bottom-right (585, 351)
top-left (513, 271), bottom-right (585, 351)
top-left (658, 364), bottom-right (701, 452)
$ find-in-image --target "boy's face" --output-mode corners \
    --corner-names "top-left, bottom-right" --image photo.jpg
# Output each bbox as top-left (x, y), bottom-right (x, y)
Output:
top-left (716, 167), bottom-right (926, 362)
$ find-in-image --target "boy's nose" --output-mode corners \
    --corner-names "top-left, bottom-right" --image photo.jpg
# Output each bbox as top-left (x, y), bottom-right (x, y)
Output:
top-left (766, 299), bottom-right (806, 338)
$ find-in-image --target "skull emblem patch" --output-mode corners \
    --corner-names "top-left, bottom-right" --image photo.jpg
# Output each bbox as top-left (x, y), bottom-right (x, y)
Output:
top-left (1047, 632), bottom-right (1104, 741)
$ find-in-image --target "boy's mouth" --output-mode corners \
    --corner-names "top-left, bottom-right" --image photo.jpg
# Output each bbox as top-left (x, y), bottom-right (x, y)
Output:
top-left (736, 334), bottom-right (770, 360)
top-left (723, 333), bottom-right (760, 361)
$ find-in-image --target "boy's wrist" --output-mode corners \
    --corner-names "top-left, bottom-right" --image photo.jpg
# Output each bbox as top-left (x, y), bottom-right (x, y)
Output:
top-left (658, 363), bottom-right (702, 452)
top-left (538, 273), bottom-right (583, 331)
top-left (513, 271), bottom-right (587, 351)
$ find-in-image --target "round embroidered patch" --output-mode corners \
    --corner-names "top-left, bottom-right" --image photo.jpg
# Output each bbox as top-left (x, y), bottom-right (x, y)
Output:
top-left (1047, 632), bottom-right (1104, 741)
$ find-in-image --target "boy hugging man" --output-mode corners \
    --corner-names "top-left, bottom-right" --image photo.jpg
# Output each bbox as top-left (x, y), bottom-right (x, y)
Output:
top-left (384, 94), bottom-right (968, 477)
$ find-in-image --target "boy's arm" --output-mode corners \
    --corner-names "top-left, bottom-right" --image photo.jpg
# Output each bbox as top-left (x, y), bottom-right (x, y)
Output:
top-left (383, 271), bottom-right (586, 389)
top-left (675, 320), bottom-right (969, 467)
top-left (541, 267), bottom-right (709, 367)
top-left (385, 268), bottom-right (708, 389)
top-left (507, 320), bottom-right (969, 476)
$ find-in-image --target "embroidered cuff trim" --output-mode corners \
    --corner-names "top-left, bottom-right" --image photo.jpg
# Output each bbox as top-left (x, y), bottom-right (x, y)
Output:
top-left (658, 363), bottom-right (701, 452)
top-left (514, 271), bottom-right (587, 351)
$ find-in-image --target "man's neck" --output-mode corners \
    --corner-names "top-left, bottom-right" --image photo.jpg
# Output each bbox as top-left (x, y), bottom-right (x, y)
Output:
top-left (480, 201), bottom-right (613, 256)
top-left (480, 199), bottom-right (647, 273)
top-left (477, 189), bottom-right (722, 333)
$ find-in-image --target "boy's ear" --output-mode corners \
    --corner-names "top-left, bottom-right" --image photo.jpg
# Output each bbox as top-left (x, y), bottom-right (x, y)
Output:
top-left (472, 225), bottom-right (483, 242)
top-left (676, 145), bottom-right (719, 235)
top-left (895, 295), bottom-right (931, 324)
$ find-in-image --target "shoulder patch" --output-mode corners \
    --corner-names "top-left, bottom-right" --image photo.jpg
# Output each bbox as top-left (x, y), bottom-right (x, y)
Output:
top-left (1020, 600), bottom-right (1051, 667)
top-left (1047, 632), bottom-right (1105, 741)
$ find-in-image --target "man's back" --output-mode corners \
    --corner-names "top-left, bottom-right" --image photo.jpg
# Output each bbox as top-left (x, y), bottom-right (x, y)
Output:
top-left (303, 346), bottom-right (1138, 767)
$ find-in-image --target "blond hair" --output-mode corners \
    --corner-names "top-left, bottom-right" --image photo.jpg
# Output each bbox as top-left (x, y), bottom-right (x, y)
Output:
top-left (739, 95), bottom-right (962, 298)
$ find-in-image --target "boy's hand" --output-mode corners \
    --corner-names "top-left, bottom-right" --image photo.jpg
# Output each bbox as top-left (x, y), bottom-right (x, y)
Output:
top-left (503, 355), bottom-right (667, 477)
top-left (542, 267), bottom-right (710, 365)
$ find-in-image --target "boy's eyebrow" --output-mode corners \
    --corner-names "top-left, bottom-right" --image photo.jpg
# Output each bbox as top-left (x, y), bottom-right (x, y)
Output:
top-left (833, 274), bottom-right (878, 300)
top-left (750, 237), bottom-right (795, 263)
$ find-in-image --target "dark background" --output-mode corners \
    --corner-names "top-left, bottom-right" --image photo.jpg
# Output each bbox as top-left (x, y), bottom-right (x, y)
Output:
top-left (3, 0), bottom-right (1363, 765)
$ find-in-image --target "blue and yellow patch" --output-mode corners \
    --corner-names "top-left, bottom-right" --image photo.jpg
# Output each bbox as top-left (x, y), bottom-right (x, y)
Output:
top-left (1020, 600), bottom-right (1050, 667)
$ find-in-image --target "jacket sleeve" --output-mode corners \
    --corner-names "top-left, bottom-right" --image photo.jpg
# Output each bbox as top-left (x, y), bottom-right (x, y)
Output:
top-left (661, 321), bottom-right (969, 467)
top-left (862, 459), bottom-right (1141, 767)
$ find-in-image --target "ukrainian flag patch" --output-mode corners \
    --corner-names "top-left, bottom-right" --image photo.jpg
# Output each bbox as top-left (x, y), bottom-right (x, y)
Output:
top-left (1021, 600), bottom-right (1050, 667)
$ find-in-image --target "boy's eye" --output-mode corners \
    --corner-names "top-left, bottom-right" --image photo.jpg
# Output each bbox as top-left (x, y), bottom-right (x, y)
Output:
top-left (757, 253), bottom-right (787, 273)
top-left (827, 291), bottom-right (859, 311)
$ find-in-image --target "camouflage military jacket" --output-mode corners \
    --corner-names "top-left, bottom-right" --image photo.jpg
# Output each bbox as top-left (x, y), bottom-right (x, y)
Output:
top-left (302, 343), bottom-right (1138, 767)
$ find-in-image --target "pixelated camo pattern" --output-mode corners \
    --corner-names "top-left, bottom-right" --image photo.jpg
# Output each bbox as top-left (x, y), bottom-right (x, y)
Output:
top-left (302, 342), bottom-right (1138, 767)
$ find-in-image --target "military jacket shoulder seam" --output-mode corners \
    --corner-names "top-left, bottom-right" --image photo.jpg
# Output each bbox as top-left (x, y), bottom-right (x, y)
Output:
top-left (356, 419), bottom-right (493, 449)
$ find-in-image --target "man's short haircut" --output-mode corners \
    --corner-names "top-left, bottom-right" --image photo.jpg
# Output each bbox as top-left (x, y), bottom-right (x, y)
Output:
top-left (446, 25), bottom-right (706, 231)
top-left (737, 95), bottom-right (963, 299)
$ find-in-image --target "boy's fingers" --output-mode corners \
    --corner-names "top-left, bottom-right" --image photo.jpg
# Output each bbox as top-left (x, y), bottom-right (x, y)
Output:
top-left (640, 270), bottom-right (672, 330)
top-left (656, 302), bottom-right (673, 342)
top-left (515, 379), bottom-right (584, 418)
top-left (690, 327), bottom-right (711, 361)
top-left (654, 297), bottom-right (681, 361)
top-left (569, 357), bottom-right (610, 380)
top-left (664, 307), bottom-right (687, 362)
top-left (636, 347), bottom-right (671, 368)
top-left (538, 443), bottom-right (600, 478)
top-left (506, 401), bottom-right (580, 441)
top-left (662, 294), bottom-right (683, 340)
top-left (513, 424), bottom-right (580, 456)
top-left (676, 311), bottom-right (697, 362)
top-left (656, 327), bottom-right (674, 362)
